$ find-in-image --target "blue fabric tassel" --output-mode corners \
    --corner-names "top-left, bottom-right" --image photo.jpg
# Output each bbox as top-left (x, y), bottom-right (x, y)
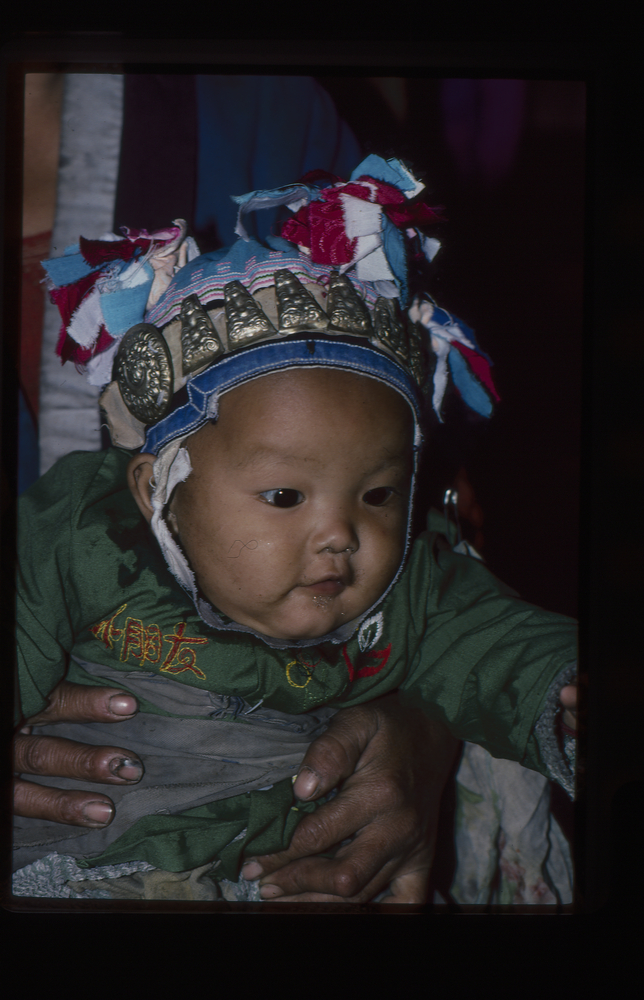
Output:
top-left (349, 154), bottom-right (419, 196)
top-left (41, 249), bottom-right (101, 287)
top-left (99, 272), bottom-right (154, 336)
top-left (448, 345), bottom-right (493, 417)
top-left (380, 214), bottom-right (409, 306)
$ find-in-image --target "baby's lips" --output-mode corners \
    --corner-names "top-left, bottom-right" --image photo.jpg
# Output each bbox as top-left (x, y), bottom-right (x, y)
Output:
top-left (304, 578), bottom-right (345, 596)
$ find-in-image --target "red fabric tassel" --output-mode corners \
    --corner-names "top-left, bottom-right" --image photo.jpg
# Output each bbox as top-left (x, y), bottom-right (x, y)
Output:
top-left (309, 198), bottom-right (356, 264)
top-left (57, 324), bottom-right (114, 367)
top-left (384, 202), bottom-right (445, 228)
top-left (281, 174), bottom-right (445, 265)
top-left (353, 176), bottom-right (406, 205)
top-left (79, 235), bottom-right (151, 267)
top-left (282, 196), bottom-right (356, 265)
top-left (49, 270), bottom-right (101, 327)
top-left (281, 207), bottom-right (312, 249)
top-left (452, 341), bottom-right (501, 401)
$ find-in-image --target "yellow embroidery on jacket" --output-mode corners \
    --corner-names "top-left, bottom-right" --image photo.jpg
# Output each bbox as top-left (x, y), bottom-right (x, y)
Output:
top-left (160, 622), bottom-right (208, 679)
top-left (90, 606), bottom-right (207, 678)
top-left (120, 618), bottom-right (162, 665)
top-left (285, 652), bottom-right (322, 689)
top-left (90, 604), bottom-right (127, 649)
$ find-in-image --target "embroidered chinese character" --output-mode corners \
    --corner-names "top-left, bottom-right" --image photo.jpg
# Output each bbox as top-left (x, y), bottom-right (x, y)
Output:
top-left (120, 618), bottom-right (162, 665)
top-left (161, 622), bottom-right (208, 679)
top-left (90, 604), bottom-right (127, 650)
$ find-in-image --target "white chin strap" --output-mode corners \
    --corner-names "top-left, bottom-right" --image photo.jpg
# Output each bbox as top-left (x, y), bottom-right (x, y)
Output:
top-left (150, 439), bottom-right (197, 600)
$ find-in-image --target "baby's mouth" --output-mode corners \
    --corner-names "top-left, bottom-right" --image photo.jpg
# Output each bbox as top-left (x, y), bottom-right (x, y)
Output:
top-left (301, 575), bottom-right (347, 596)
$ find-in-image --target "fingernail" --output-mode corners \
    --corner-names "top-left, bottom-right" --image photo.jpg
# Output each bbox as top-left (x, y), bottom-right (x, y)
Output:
top-left (83, 801), bottom-right (114, 826)
top-left (259, 884), bottom-right (283, 899)
top-left (110, 757), bottom-right (143, 781)
top-left (109, 694), bottom-right (137, 716)
top-left (295, 768), bottom-right (318, 799)
top-left (240, 861), bottom-right (263, 880)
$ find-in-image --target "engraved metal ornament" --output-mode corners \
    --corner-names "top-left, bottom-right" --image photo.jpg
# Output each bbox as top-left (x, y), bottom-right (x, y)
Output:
top-left (326, 272), bottom-right (373, 337)
top-left (407, 323), bottom-right (428, 387)
top-left (114, 323), bottom-right (174, 425)
top-left (180, 293), bottom-right (224, 374)
top-left (373, 296), bottom-right (409, 363)
top-left (274, 269), bottom-right (329, 333)
top-left (225, 280), bottom-right (277, 348)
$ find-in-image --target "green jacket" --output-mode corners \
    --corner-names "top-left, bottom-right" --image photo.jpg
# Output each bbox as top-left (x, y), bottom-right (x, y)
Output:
top-left (15, 449), bottom-right (577, 876)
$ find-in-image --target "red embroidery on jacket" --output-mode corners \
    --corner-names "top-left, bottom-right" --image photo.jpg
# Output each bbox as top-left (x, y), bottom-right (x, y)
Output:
top-left (90, 604), bottom-right (127, 649)
top-left (342, 642), bottom-right (392, 682)
top-left (120, 618), bottom-right (162, 665)
top-left (90, 607), bottom-right (207, 678)
top-left (160, 622), bottom-right (208, 679)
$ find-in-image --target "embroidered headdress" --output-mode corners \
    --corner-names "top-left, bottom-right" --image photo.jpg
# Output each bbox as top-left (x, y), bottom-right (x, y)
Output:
top-left (42, 155), bottom-right (499, 647)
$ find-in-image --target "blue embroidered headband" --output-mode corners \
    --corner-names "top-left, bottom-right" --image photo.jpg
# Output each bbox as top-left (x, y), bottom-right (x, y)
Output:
top-left (41, 154), bottom-right (500, 456)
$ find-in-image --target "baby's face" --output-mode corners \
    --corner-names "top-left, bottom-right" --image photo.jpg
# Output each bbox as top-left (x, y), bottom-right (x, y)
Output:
top-left (167, 368), bottom-right (414, 641)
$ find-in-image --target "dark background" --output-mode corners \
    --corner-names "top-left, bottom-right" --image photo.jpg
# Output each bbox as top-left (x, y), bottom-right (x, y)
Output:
top-left (316, 75), bottom-right (584, 622)
top-left (1, 29), bottom-right (642, 944)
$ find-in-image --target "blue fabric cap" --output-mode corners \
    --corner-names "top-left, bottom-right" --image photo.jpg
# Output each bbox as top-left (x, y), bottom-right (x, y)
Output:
top-left (143, 336), bottom-right (424, 455)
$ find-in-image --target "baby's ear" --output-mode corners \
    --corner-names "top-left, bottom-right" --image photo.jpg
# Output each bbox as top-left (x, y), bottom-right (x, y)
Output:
top-left (127, 453), bottom-right (156, 523)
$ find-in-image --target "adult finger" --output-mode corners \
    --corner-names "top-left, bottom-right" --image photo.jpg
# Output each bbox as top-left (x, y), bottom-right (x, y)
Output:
top-left (241, 699), bottom-right (458, 900)
top-left (290, 708), bottom-right (379, 802)
top-left (25, 680), bottom-right (138, 725)
top-left (559, 684), bottom-right (577, 711)
top-left (256, 826), bottom-right (431, 903)
top-left (241, 791), bottom-right (371, 884)
top-left (240, 703), bottom-right (384, 882)
top-left (244, 790), bottom-right (427, 901)
top-left (560, 684), bottom-right (577, 729)
top-left (378, 866), bottom-right (431, 903)
top-left (14, 778), bottom-right (115, 827)
top-left (14, 734), bottom-right (144, 784)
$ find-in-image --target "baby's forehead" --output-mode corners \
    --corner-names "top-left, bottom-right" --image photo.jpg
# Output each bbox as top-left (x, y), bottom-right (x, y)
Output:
top-left (218, 366), bottom-right (415, 417)
top-left (181, 367), bottom-right (415, 468)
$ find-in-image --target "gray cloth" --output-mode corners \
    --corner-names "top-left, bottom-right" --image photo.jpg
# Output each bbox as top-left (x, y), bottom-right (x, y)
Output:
top-left (39, 74), bottom-right (124, 475)
top-left (12, 846), bottom-right (263, 901)
top-left (534, 660), bottom-right (577, 798)
top-left (13, 657), bottom-right (337, 871)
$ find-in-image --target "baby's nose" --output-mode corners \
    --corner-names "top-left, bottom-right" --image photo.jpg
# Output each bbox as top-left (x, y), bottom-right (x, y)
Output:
top-left (314, 510), bottom-right (359, 555)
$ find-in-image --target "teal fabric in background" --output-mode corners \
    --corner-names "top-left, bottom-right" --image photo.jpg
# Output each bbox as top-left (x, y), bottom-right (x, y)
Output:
top-left (194, 76), bottom-right (361, 246)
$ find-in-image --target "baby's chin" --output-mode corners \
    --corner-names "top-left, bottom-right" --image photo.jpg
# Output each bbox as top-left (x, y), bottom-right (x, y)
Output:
top-left (249, 612), bottom-right (354, 643)
top-left (202, 582), bottom-right (386, 642)
top-left (234, 599), bottom-right (367, 643)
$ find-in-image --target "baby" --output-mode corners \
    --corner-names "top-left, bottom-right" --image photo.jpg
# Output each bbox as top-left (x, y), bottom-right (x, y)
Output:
top-left (131, 367), bottom-right (413, 645)
top-left (13, 157), bottom-right (577, 901)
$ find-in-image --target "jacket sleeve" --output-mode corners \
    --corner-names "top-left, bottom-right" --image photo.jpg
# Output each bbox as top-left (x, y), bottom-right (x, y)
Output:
top-left (14, 452), bottom-right (105, 723)
top-left (398, 535), bottom-right (578, 779)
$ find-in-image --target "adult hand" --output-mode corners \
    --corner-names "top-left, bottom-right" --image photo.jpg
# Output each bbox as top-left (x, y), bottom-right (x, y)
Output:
top-left (560, 683), bottom-right (578, 730)
top-left (14, 684), bottom-right (460, 904)
top-left (13, 681), bottom-right (143, 828)
top-left (240, 693), bottom-right (461, 903)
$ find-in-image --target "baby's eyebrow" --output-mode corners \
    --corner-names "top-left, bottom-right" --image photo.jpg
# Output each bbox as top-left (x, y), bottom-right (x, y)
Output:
top-left (235, 447), bottom-right (304, 469)
top-left (236, 447), bottom-right (411, 475)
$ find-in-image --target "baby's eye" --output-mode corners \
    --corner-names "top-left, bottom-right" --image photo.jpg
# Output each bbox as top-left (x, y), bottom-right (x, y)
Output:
top-left (363, 487), bottom-right (397, 507)
top-left (259, 489), bottom-right (304, 508)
